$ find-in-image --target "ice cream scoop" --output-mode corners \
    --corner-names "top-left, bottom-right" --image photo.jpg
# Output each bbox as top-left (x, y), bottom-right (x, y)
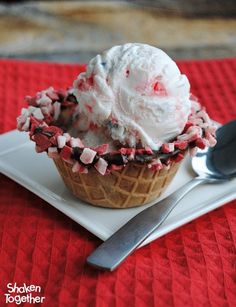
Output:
top-left (72, 43), bottom-right (192, 149)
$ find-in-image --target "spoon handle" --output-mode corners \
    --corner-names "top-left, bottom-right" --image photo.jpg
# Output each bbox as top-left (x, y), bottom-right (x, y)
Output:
top-left (87, 177), bottom-right (206, 271)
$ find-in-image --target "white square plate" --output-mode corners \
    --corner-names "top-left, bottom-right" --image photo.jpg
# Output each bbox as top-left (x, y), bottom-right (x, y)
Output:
top-left (0, 130), bottom-right (235, 247)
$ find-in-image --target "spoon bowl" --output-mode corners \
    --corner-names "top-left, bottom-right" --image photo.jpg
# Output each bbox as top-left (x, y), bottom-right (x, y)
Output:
top-left (192, 119), bottom-right (236, 180)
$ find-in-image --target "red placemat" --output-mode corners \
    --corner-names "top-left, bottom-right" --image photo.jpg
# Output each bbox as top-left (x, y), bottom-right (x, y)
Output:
top-left (0, 58), bottom-right (236, 307)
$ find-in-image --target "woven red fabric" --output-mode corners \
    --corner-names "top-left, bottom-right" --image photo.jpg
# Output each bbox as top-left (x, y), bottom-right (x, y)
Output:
top-left (0, 58), bottom-right (236, 307)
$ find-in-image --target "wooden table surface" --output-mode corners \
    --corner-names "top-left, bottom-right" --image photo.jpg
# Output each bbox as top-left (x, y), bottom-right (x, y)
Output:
top-left (0, 1), bottom-right (235, 62)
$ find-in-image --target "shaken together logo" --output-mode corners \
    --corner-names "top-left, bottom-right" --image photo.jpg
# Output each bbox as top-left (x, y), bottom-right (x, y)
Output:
top-left (4, 283), bottom-right (45, 304)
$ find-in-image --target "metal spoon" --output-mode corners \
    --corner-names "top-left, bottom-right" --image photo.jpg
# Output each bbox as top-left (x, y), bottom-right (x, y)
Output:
top-left (87, 119), bottom-right (236, 271)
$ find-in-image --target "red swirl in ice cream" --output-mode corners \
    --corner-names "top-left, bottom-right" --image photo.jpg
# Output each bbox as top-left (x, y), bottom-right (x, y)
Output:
top-left (72, 43), bottom-right (192, 149)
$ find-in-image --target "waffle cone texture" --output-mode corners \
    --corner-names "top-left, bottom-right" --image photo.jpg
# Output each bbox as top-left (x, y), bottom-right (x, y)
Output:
top-left (53, 157), bottom-right (181, 208)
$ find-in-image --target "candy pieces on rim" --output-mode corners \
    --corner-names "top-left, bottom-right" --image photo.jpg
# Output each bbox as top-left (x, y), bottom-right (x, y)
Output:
top-left (17, 87), bottom-right (217, 175)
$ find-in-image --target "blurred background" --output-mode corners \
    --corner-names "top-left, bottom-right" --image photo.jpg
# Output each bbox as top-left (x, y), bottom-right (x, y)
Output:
top-left (0, 0), bottom-right (235, 63)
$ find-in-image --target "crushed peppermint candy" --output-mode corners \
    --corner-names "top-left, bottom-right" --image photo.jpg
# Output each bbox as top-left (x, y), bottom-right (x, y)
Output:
top-left (80, 148), bottom-right (97, 164)
top-left (70, 137), bottom-right (84, 148)
top-left (162, 143), bottom-right (175, 153)
top-left (57, 135), bottom-right (67, 148)
top-left (72, 161), bottom-right (88, 173)
top-left (16, 88), bottom-right (217, 175)
top-left (94, 158), bottom-right (108, 175)
top-left (48, 147), bottom-right (59, 158)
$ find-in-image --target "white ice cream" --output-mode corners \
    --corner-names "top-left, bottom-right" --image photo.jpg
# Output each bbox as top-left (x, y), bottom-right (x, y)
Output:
top-left (72, 43), bottom-right (191, 149)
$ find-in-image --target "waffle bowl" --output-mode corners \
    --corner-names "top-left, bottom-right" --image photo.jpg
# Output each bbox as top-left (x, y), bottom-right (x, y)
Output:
top-left (53, 157), bottom-right (181, 208)
top-left (17, 87), bottom-right (217, 209)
